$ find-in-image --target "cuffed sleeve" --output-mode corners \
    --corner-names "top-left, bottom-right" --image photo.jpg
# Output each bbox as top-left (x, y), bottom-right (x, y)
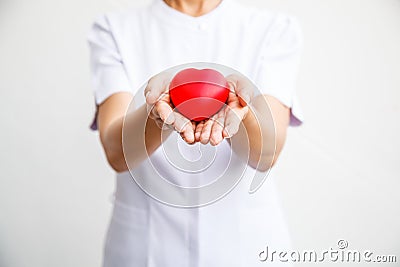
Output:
top-left (256, 14), bottom-right (304, 126)
top-left (87, 14), bottom-right (132, 130)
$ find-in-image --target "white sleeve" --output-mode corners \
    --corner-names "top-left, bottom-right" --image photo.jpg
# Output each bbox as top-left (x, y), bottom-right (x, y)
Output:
top-left (87, 14), bottom-right (132, 130)
top-left (256, 14), bottom-right (304, 126)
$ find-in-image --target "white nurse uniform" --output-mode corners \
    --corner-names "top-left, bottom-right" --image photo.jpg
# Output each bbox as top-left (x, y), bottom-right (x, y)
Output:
top-left (87, 0), bottom-right (304, 266)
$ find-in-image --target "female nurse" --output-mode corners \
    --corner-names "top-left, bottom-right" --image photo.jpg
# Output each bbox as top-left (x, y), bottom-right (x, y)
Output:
top-left (88, 0), bottom-right (304, 266)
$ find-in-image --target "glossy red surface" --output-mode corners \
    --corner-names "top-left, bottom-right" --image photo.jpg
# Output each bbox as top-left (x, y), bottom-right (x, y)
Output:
top-left (169, 68), bottom-right (230, 121)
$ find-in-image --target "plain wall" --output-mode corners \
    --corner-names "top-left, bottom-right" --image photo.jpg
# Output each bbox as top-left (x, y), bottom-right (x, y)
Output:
top-left (0, 0), bottom-right (399, 266)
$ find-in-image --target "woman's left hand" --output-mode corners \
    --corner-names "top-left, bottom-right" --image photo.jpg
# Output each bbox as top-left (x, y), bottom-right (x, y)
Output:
top-left (194, 73), bottom-right (254, 146)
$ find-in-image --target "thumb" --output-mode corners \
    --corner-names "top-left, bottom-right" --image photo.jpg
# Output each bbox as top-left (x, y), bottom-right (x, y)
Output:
top-left (223, 108), bottom-right (243, 138)
top-left (145, 72), bottom-right (172, 104)
top-left (226, 74), bottom-right (253, 106)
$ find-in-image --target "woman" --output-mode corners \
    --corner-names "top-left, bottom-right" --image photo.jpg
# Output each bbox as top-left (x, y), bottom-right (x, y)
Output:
top-left (88, 0), bottom-right (303, 266)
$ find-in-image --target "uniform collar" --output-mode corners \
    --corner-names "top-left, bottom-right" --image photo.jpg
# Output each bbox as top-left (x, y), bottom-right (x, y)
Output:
top-left (151, 0), bottom-right (231, 30)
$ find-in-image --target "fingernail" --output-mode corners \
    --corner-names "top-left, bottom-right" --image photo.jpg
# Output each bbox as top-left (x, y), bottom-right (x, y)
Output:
top-left (187, 134), bottom-right (195, 144)
top-left (200, 139), bottom-right (209, 145)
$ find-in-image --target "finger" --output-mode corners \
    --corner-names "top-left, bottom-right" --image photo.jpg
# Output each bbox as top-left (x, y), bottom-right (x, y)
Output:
top-left (183, 121), bottom-right (196, 144)
top-left (223, 106), bottom-right (248, 138)
top-left (180, 121), bottom-right (195, 144)
top-left (173, 112), bottom-right (190, 132)
top-left (147, 92), bottom-right (170, 120)
top-left (149, 93), bottom-right (173, 120)
top-left (195, 120), bottom-right (205, 142)
top-left (200, 117), bottom-right (215, 145)
top-left (156, 100), bottom-right (175, 125)
top-left (150, 101), bottom-right (163, 120)
top-left (154, 118), bottom-right (173, 130)
top-left (179, 122), bottom-right (195, 143)
top-left (144, 72), bottom-right (172, 104)
top-left (173, 112), bottom-right (195, 144)
top-left (210, 115), bottom-right (225, 146)
top-left (209, 109), bottom-right (225, 146)
top-left (225, 74), bottom-right (253, 106)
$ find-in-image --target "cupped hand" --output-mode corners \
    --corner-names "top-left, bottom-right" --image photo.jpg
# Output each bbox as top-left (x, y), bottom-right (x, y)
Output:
top-left (144, 72), bottom-right (196, 144)
top-left (195, 73), bottom-right (254, 146)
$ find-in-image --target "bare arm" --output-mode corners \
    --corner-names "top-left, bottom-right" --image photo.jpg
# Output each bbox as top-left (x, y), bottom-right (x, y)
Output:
top-left (239, 94), bottom-right (289, 171)
top-left (97, 92), bottom-right (170, 172)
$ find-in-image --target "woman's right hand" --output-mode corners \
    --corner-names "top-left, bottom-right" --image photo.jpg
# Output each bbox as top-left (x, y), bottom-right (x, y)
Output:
top-left (144, 72), bottom-right (196, 144)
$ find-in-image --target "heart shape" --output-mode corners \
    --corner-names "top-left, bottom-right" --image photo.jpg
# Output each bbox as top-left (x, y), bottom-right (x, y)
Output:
top-left (169, 68), bottom-right (230, 121)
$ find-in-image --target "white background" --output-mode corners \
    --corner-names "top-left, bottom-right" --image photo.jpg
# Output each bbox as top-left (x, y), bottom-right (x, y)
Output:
top-left (0, 0), bottom-right (399, 266)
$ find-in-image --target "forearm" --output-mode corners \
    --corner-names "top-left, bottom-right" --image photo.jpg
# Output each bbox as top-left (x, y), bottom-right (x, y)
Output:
top-left (101, 104), bottom-right (172, 172)
top-left (232, 95), bottom-right (288, 171)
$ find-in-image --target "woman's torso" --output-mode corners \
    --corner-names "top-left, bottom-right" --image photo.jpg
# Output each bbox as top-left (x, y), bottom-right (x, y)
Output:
top-left (102, 1), bottom-right (293, 266)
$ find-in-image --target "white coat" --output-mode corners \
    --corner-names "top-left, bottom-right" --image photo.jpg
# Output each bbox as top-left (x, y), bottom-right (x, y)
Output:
top-left (88, 0), bottom-right (304, 266)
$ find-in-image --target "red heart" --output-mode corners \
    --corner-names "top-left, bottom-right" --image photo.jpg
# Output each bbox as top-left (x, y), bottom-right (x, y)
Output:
top-left (169, 68), bottom-right (230, 121)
